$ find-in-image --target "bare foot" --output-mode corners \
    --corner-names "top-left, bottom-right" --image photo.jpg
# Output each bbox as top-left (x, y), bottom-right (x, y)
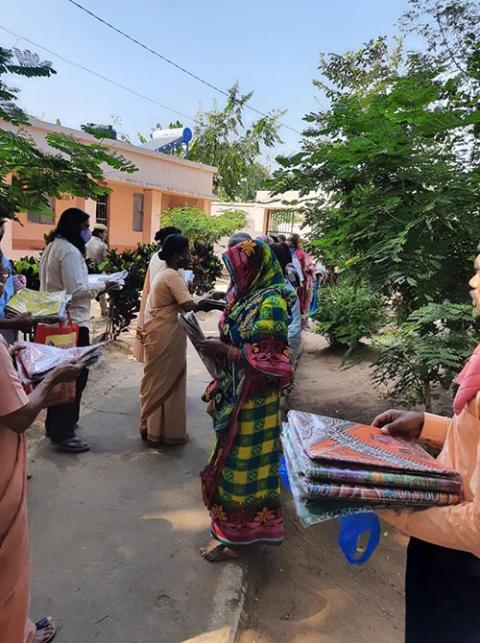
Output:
top-left (200, 541), bottom-right (240, 563)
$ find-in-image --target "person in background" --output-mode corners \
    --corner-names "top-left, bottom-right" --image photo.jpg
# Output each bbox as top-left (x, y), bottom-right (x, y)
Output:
top-left (324, 264), bottom-right (338, 288)
top-left (0, 214), bottom-right (33, 344)
top-left (0, 310), bottom-right (83, 642)
top-left (86, 223), bottom-right (109, 316)
top-left (202, 232), bottom-right (254, 304)
top-left (287, 233), bottom-right (305, 291)
top-left (134, 226), bottom-right (182, 363)
top-left (228, 231), bottom-right (252, 249)
top-left (40, 208), bottom-right (104, 453)
top-left (288, 234), bottom-right (315, 323)
top-left (139, 235), bottom-right (213, 445)
top-left (270, 242), bottom-right (302, 364)
top-left (85, 223), bottom-right (108, 268)
top-left (199, 240), bottom-right (292, 561)
top-left (149, 226), bottom-right (182, 288)
top-left (310, 263), bottom-right (326, 313)
top-left (371, 246), bottom-right (480, 642)
top-left (256, 234), bottom-right (275, 244)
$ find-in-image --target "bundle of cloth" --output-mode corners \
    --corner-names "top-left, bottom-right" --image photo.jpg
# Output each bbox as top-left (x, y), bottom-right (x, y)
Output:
top-left (14, 341), bottom-right (103, 383)
top-left (178, 311), bottom-right (223, 379)
top-left (6, 288), bottom-right (72, 323)
top-left (282, 410), bottom-right (462, 526)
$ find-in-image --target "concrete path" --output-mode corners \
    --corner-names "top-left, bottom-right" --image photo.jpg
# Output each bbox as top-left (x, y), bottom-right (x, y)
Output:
top-left (28, 313), bottom-right (246, 643)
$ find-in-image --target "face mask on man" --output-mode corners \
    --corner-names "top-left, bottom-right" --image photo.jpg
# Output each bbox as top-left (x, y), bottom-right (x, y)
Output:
top-left (81, 229), bottom-right (92, 244)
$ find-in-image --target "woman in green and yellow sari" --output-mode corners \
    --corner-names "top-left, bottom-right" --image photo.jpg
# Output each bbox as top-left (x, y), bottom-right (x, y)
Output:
top-left (199, 239), bottom-right (293, 561)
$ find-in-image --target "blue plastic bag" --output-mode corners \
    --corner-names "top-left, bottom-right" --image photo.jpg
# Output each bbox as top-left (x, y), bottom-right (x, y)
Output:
top-left (279, 454), bottom-right (291, 491)
top-left (338, 513), bottom-right (380, 565)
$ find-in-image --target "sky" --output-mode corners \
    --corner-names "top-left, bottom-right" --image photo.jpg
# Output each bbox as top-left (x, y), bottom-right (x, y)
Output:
top-left (1, 0), bottom-right (413, 162)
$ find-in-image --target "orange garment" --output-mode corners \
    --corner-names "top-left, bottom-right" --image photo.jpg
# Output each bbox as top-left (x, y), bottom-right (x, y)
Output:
top-left (0, 336), bottom-right (35, 643)
top-left (382, 395), bottom-right (480, 557)
top-left (454, 344), bottom-right (480, 414)
top-left (139, 268), bottom-right (192, 444)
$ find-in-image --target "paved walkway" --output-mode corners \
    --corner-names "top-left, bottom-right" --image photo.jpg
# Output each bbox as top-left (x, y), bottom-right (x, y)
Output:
top-left (28, 313), bottom-right (245, 642)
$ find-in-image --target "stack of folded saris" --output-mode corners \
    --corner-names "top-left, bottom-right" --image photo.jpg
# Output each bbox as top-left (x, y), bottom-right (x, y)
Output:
top-left (282, 410), bottom-right (462, 526)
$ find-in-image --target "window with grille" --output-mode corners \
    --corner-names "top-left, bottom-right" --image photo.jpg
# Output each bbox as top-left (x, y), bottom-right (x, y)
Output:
top-left (267, 210), bottom-right (296, 236)
top-left (96, 194), bottom-right (109, 226)
top-left (27, 197), bottom-right (55, 224)
top-left (132, 194), bottom-right (144, 232)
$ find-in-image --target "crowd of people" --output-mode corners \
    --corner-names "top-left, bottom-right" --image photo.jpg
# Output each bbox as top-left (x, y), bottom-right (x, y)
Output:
top-left (1, 205), bottom-right (480, 642)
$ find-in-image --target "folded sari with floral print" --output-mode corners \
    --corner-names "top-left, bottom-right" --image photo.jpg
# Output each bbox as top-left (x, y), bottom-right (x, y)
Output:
top-left (284, 415), bottom-right (461, 494)
top-left (288, 411), bottom-right (460, 477)
top-left (282, 411), bottom-right (462, 526)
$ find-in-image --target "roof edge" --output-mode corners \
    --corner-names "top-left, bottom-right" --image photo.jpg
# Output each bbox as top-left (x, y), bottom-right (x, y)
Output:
top-left (21, 117), bottom-right (218, 174)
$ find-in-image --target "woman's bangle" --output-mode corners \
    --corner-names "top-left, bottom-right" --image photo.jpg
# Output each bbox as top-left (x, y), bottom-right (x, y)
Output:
top-left (227, 346), bottom-right (242, 362)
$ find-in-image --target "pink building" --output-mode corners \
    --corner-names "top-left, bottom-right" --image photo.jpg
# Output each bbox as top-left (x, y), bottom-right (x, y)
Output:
top-left (2, 119), bottom-right (216, 259)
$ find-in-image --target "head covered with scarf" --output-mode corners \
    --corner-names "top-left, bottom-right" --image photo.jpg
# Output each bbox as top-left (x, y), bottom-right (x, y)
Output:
top-left (223, 239), bottom-right (285, 304)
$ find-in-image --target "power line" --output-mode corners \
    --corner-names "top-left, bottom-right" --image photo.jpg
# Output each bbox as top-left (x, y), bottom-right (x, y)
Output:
top-left (65, 0), bottom-right (302, 135)
top-left (0, 24), bottom-right (197, 125)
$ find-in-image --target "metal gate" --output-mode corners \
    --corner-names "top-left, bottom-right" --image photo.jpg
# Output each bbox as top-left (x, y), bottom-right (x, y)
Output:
top-left (267, 210), bottom-right (295, 237)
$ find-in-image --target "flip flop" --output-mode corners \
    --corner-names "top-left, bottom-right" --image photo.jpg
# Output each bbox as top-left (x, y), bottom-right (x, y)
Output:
top-left (34, 616), bottom-right (57, 643)
top-left (54, 437), bottom-right (90, 453)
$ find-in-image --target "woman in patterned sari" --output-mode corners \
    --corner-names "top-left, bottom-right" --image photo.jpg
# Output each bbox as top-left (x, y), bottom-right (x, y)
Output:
top-left (199, 239), bottom-right (293, 561)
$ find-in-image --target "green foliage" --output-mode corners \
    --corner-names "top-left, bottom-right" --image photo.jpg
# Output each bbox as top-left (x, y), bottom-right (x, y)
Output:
top-left (312, 281), bottom-right (385, 353)
top-left (161, 206), bottom-right (246, 245)
top-left (270, 1), bottom-right (480, 409)
top-left (372, 301), bottom-right (480, 411)
top-left (161, 206), bottom-right (246, 293)
top-left (13, 256), bottom-right (40, 290)
top-left (190, 240), bottom-right (223, 295)
top-left (188, 83), bottom-right (282, 201)
top-left (0, 46), bottom-right (137, 219)
top-left (99, 244), bottom-right (155, 339)
top-left (80, 123), bottom-right (117, 140)
top-left (271, 33), bottom-right (480, 319)
top-left (13, 244), bottom-right (154, 340)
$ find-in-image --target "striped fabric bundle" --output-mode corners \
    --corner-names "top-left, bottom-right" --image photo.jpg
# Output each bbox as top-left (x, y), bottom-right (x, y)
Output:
top-left (282, 411), bottom-right (462, 526)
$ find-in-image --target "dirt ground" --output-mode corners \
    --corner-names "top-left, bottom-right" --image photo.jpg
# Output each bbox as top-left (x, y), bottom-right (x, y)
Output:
top-left (238, 330), bottom-right (410, 643)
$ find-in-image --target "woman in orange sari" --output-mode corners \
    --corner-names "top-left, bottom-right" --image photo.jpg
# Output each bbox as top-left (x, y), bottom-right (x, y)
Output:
top-left (139, 235), bottom-right (212, 445)
top-left (134, 226), bottom-right (181, 363)
top-left (0, 272), bottom-right (83, 642)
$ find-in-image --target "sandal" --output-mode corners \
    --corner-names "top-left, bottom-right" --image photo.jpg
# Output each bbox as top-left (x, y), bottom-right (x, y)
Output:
top-left (54, 437), bottom-right (90, 453)
top-left (34, 616), bottom-right (57, 643)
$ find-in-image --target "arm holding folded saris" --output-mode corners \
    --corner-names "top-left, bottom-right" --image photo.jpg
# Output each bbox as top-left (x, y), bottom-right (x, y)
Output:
top-left (373, 407), bottom-right (480, 557)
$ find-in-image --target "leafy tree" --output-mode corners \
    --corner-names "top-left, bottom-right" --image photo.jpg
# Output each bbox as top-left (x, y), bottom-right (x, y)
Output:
top-left (188, 84), bottom-right (283, 201)
top-left (161, 206), bottom-right (247, 293)
top-left (161, 206), bottom-right (246, 244)
top-left (402, 0), bottom-right (480, 159)
top-left (0, 46), bottom-right (136, 219)
top-left (100, 244), bottom-right (155, 339)
top-left (372, 301), bottom-right (480, 411)
top-left (80, 123), bottom-right (117, 140)
top-left (271, 36), bottom-right (480, 319)
top-left (312, 280), bottom-right (385, 354)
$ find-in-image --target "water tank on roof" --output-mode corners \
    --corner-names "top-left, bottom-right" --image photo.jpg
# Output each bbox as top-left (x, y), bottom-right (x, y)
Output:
top-left (143, 127), bottom-right (193, 157)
